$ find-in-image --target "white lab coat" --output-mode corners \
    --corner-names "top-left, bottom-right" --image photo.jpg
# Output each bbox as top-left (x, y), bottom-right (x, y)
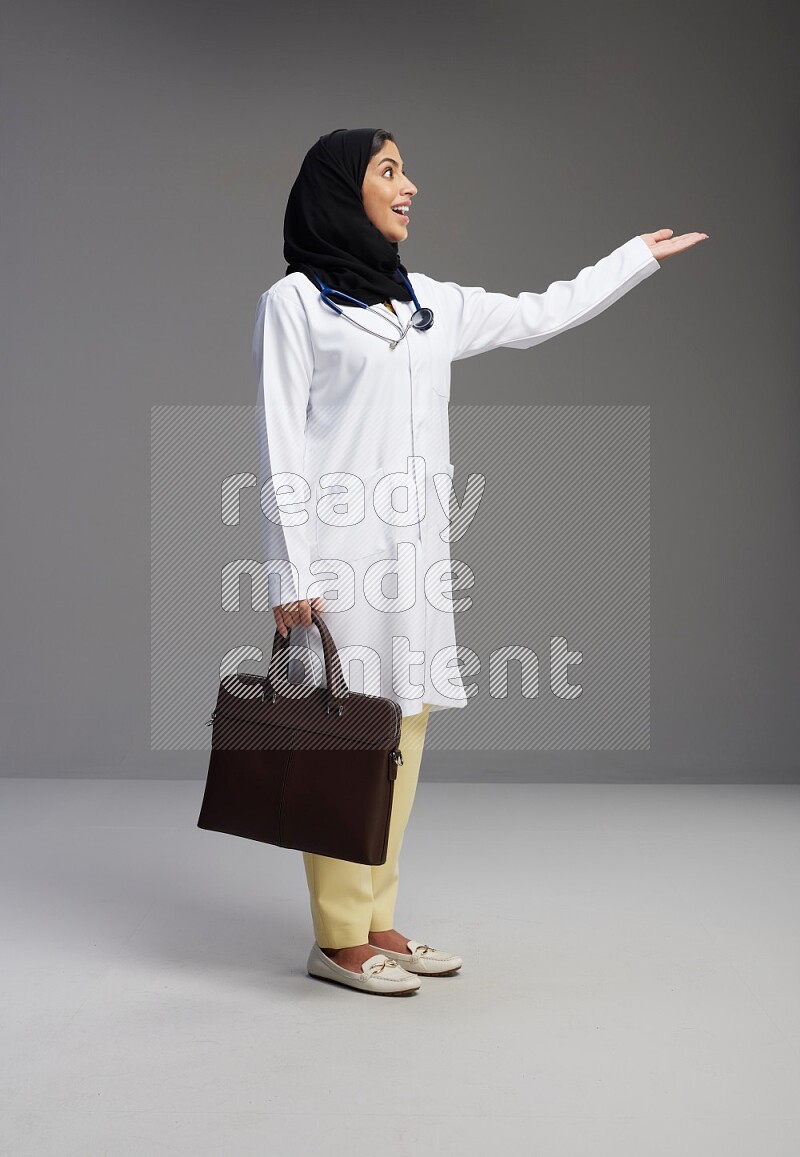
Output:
top-left (254, 234), bottom-right (660, 717)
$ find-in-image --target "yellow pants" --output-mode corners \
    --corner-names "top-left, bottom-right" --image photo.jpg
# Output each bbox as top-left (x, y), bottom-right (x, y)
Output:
top-left (302, 702), bottom-right (432, 948)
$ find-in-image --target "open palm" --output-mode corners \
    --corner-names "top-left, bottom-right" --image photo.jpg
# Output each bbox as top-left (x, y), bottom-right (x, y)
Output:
top-left (641, 227), bottom-right (708, 261)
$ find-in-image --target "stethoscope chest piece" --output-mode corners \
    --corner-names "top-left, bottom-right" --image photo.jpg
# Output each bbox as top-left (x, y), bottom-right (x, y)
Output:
top-left (411, 305), bottom-right (434, 331)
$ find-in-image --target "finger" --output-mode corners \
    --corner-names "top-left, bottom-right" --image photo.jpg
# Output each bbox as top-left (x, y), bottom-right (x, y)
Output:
top-left (280, 601), bottom-right (301, 635)
top-left (670, 233), bottom-right (710, 251)
top-left (274, 608), bottom-right (289, 638)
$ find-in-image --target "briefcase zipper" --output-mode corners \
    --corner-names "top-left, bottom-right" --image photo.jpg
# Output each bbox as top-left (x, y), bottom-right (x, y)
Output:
top-left (206, 707), bottom-right (403, 764)
top-left (209, 693), bottom-right (403, 734)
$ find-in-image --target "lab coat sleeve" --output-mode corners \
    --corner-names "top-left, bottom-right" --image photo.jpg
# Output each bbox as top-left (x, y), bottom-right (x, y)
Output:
top-left (253, 288), bottom-right (315, 605)
top-left (446, 235), bottom-right (660, 362)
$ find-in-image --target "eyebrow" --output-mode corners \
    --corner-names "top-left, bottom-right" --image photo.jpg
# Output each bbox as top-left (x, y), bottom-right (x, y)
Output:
top-left (377, 156), bottom-right (406, 170)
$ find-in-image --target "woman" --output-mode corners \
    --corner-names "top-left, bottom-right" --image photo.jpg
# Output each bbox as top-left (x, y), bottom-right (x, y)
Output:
top-left (254, 127), bottom-right (707, 995)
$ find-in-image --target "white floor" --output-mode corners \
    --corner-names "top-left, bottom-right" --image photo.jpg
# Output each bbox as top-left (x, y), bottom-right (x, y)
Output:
top-left (1, 779), bottom-right (799, 1156)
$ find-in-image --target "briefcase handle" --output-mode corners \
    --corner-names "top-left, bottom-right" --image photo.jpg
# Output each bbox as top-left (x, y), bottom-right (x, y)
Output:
top-left (267, 607), bottom-right (350, 715)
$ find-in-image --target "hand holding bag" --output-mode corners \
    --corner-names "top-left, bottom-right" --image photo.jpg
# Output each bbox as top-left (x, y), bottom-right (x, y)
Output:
top-left (197, 608), bottom-right (404, 865)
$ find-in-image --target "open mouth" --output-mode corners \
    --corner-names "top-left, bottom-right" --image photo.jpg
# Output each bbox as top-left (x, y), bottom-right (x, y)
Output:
top-left (391, 206), bottom-right (410, 217)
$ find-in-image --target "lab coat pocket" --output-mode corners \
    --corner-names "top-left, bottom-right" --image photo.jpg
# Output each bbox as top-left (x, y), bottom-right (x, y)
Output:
top-left (313, 464), bottom-right (392, 565)
top-left (429, 374), bottom-right (451, 464)
top-left (431, 372), bottom-right (451, 399)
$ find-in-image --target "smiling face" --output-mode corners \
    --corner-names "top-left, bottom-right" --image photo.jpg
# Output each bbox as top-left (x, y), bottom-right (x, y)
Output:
top-left (361, 141), bottom-right (418, 244)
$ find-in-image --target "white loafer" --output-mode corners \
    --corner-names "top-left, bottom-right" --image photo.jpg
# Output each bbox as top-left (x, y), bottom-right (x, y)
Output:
top-left (367, 939), bottom-right (463, 976)
top-left (306, 941), bottom-right (421, 995)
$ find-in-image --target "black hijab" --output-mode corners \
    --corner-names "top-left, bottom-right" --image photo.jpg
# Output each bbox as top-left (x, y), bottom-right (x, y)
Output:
top-left (283, 127), bottom-right (413, 307)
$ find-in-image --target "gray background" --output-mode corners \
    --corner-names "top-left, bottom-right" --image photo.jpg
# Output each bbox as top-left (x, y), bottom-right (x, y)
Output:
top-left (2, 0), bottom-right (797, 781)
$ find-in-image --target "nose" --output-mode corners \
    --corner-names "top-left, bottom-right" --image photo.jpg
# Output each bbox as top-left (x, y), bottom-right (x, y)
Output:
top-left (402, 176), bottom-right (418, 198)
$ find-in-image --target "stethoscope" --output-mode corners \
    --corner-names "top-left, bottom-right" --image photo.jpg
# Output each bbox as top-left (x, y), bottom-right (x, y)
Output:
top-left (310, 268), bottom-right (434, 351)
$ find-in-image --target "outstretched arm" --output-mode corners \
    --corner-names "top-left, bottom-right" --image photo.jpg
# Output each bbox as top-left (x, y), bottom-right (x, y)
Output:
top-left (444, 229), bottom-right (707, 362)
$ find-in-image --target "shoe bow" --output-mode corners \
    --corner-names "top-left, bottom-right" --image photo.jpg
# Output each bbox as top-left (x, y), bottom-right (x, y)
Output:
top-left (367, 956), bottom-right (402, 975)
top-left (408, 941), bottom-right (437, 955)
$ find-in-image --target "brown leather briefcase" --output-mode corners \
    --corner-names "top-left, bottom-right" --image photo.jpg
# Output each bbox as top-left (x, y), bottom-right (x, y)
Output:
top-left (197, 608), bottom-right (404, 865)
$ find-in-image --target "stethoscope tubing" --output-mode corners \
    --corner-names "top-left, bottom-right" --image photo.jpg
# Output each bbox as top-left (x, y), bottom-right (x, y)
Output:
top-left (310, 269), bottom-right (434, 350)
